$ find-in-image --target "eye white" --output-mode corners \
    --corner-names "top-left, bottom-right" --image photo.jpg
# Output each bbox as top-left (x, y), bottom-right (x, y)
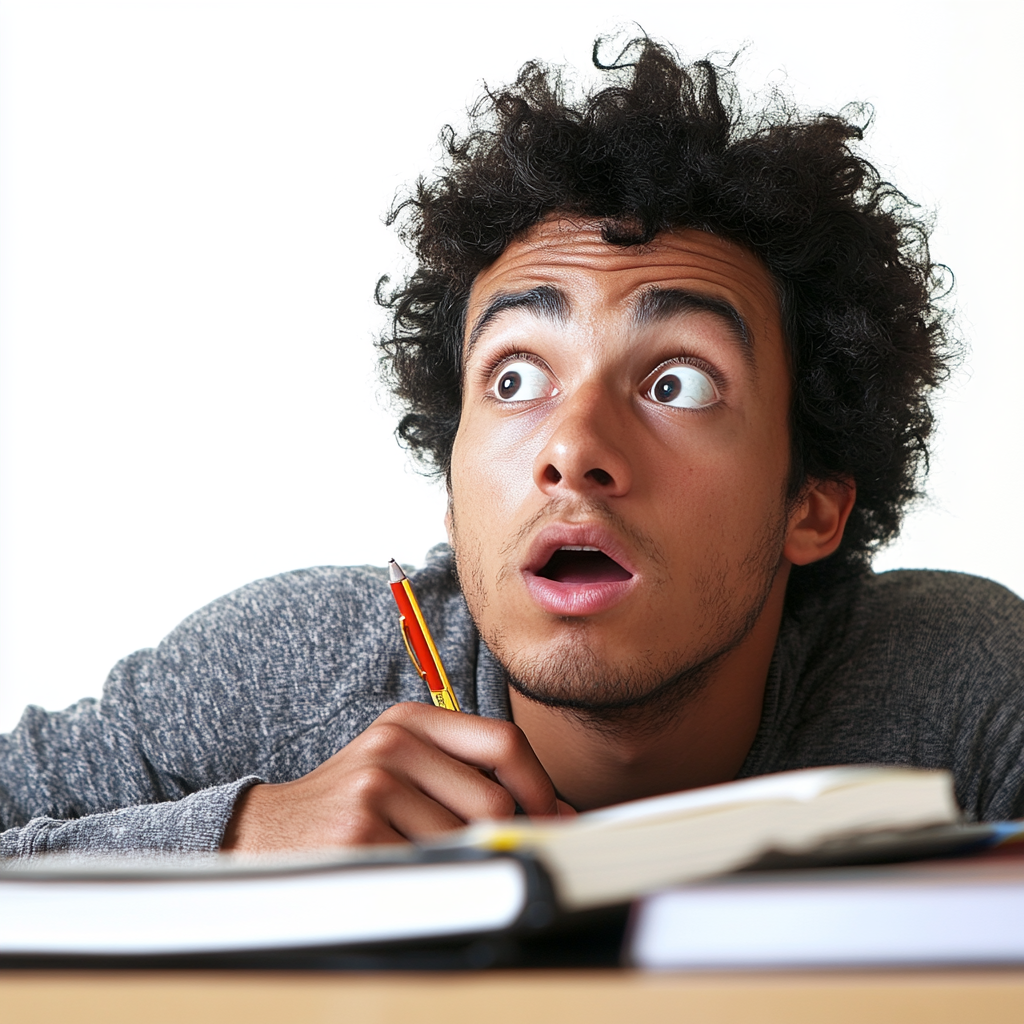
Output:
top-left (492, 361), bottom-right (555, 402)
top-left (648, 365), bottom-right (717, 409)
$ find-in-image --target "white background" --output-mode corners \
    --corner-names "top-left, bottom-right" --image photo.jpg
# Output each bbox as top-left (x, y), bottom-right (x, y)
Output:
top-left (1, 1), bottom-right (1021, 732)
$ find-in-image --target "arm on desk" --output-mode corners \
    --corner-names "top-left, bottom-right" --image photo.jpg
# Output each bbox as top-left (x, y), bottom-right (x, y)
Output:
top-left (0, 644), bottom-right (261, 860)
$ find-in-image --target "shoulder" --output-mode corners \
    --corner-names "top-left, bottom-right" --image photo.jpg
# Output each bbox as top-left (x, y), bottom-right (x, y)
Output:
top-left (792, 568), bottom-right (1024, 674)
top-left (171, 544), bottom-right (464, 652)
top-left (853, 568), bottom-right (1023, 627)
top-left (848, 568), bottom-right (1024, 704)
top-left (117, 544), bottom-right (468, 699)
top-left (771, 569), bottom-right (1024, 819)
top-left (853, 569), bottom-right (1023, 680)
top-left (151, 544), bottom-right (473, 700)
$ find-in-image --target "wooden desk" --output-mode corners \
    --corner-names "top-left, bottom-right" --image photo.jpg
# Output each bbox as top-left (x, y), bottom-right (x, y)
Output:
top-left (2, 969), bottom-right (1023, 1023)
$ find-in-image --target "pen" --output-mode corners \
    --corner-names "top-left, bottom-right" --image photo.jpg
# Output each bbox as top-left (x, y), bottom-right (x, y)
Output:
top-left (388, 558), bottom-right (461, 712)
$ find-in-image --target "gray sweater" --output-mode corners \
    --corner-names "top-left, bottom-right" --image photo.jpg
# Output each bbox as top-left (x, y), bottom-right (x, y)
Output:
top-left (2, 545), bottom-right (1023, 860)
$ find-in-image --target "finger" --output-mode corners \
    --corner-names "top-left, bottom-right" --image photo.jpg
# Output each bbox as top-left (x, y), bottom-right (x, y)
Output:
top-left (354, 722), bottom-right (519, 824)
top-left (376, 703), bottom-right (560, 818)
top-left (334, 762), bottom-right (468, 842)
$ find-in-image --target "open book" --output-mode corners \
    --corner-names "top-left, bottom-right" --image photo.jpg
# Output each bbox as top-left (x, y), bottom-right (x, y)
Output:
top-left (444, 763), bottom-right (963, 910)
top-left (0, 765), bottom-right (977, 961)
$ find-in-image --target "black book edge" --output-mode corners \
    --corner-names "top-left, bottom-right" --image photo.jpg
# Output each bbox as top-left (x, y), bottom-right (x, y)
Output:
top-left (0, 851), bottom-right (632, 971)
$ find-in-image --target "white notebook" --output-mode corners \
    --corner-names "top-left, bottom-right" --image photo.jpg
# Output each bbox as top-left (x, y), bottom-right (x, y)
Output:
top-left (628, 852), bottom-right (1024, 969)
top-left (0, 853), bottom-right (540, 957)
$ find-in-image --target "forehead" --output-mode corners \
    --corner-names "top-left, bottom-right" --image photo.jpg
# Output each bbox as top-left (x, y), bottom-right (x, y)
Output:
top-left (467, 219), bottom-right (782, 343)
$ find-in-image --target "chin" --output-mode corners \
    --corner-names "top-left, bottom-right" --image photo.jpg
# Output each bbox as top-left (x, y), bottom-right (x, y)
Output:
top-left (491, 625), bottom-right (704, 712)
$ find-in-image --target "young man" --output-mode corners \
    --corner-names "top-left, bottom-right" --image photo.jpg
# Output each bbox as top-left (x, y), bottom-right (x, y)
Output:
top-left (2, 40), bottom-right (1022, 859)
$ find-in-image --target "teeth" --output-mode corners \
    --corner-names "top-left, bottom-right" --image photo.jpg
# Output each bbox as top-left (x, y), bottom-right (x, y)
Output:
top-left (559, 545), bottom-right (601, 552)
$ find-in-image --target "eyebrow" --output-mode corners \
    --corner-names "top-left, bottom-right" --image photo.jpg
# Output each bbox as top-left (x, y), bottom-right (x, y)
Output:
top-left (465, 283), bottom-right (754, 364)
top-left (466, 285), bottom-right (570, 353)
top-left (631, 288), bottom-right (753, 363)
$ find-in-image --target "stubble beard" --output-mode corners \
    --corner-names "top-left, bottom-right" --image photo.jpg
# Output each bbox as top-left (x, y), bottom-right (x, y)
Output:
top-left (450, 495), bottom-right (790, 732)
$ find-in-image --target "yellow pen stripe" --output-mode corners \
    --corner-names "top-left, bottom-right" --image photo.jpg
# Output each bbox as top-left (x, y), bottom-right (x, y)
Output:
top-left (400, 579), bottom-right (460, 707)
top-left (398, 618), bottom-right (426, 680)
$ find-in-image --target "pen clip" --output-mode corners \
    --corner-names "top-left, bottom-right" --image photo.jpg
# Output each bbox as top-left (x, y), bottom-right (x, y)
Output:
top-left (398, 616), bottom-right (427, 680)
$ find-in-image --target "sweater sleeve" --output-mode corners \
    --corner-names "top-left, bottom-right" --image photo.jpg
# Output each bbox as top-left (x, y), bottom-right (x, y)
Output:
top-left (0, 647), bottom-right (264, 858)
top-left (0, 776), bottom-right (261, 859)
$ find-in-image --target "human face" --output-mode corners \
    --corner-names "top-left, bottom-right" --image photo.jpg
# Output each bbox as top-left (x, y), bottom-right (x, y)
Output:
top-left (448, 219), bottom-right (794, 712)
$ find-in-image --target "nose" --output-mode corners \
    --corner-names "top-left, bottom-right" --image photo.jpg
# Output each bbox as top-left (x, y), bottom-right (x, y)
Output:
top-left (533, 384), bottom-right (633, 499)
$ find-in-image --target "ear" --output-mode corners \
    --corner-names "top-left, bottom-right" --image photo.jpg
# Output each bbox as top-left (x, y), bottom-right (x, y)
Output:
top-left (783, 478), bottom-right (856, 567)
top-left (444, 504), bottom-right (454, 547)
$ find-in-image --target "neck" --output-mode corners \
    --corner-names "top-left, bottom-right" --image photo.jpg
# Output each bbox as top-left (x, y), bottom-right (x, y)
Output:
top-left (507, 564), bottom-right (790, 810)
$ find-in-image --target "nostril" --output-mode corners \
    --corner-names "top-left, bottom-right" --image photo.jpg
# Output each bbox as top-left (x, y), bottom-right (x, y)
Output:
top-left (586, 468), bottom-right (613, 487)
top-left (543, 465), bottom-right (562, 484)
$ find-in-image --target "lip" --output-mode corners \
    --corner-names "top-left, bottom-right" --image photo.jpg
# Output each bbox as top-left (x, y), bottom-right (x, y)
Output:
top-left (521, 522), bottom-right (639, 617)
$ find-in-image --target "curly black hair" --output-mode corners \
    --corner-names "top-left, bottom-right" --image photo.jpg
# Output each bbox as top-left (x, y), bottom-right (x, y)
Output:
top-left (377, 37), bottom-right (954, 590)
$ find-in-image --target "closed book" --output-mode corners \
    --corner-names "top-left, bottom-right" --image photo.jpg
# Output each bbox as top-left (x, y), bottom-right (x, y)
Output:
top-left (0, 849), bottom-right (567, 969)
top-left (627, 842), bottom-right (1024, 970)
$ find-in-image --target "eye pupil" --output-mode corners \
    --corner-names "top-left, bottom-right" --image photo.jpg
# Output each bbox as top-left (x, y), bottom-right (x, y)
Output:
top-left (499, 371), bottom-right (522, 398)
top-left (648, 366), bottom-right (717, 409)
top-left (655, 374), bottom-right (681, 403)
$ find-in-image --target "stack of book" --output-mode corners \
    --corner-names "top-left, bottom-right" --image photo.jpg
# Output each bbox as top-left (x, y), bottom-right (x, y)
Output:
top-left (1, 765), bottom-right (1021, 969)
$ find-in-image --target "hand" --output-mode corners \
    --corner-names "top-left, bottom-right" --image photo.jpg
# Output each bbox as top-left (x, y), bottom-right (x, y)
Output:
top-left (221, 702), bottom-right (574, 853)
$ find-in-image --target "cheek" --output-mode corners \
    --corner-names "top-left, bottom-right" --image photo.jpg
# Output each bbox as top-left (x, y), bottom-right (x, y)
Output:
top-left (450, 413), bottom-right (545, 526)
top-left (645, 414), bottom-right (790, 543)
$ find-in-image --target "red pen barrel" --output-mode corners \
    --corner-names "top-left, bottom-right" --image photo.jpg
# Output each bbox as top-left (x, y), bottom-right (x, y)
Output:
top-left (389, 580), bottom-right (445, 693)
top-left (388, 560), bottom-right (461, 712)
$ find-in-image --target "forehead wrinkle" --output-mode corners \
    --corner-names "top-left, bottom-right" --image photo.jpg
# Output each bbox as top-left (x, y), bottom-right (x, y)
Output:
top-left (466, 284), bottom-right (571, 356)
top-left (629, 287), bottom-right (755, 367)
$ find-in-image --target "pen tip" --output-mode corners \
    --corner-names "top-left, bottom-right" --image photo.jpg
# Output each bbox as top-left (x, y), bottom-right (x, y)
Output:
top-left (388, 559), bottom-right (406, 583)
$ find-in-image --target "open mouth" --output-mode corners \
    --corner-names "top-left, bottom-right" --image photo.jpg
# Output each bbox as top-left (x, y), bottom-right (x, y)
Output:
top-left (536, 546), bottom-right (634, 585)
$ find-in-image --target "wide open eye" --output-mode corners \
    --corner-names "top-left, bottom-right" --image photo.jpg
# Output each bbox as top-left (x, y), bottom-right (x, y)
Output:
top-left (492, 361), bottom-right (557, 402)
top-left (647, 365), bottom-right (718, 409)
